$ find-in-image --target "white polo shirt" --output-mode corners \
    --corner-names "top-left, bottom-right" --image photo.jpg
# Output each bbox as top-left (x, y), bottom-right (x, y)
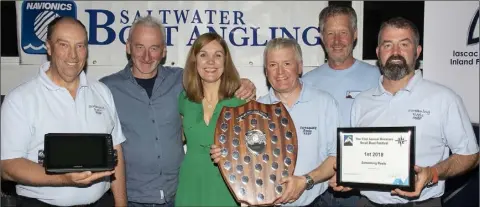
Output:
top-left (257, 83), bottom-right (339, 206)
top-left (1, 62), bottom-right (126, 206)
top-left (351, 70), bottom-right (479, 204)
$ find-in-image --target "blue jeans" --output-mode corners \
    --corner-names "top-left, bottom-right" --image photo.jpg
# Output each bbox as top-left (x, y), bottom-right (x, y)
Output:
top-left (128, 201), bottom-right (175, 207)
top-left (310, 189), bottom-right (360, 207)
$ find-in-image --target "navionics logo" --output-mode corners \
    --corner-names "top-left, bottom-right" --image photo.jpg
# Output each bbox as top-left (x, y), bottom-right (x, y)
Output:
top-left (21, 1), bottom-right (77, 54)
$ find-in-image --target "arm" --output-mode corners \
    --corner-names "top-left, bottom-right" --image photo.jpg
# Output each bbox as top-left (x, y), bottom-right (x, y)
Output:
top-left (275, 95), bottom-right (339, 204)
top-left (433, 153), bottom-right (479, 180)
top-left (104, 87), bottom-right (128, 206)
top-left (434, 96), bottom-right (480, 179)
top-left (392, 95), bottom-right (479, 198)
top-left (1, 158), bottom-right (68, 186)
top-left (110, 145), bottom-right (127, 206)
top-left (307, 156), bottom-right (336, 184)
top-left (1, 158), bottom-right (114, 186)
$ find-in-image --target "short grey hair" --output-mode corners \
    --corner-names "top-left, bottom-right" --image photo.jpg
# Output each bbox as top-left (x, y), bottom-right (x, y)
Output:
top-left (318, 5), bottom-right (357, 34)
top-left (377, 17), bottom-right (420, 47)
top-left (263, 38), bottom-right (303, 68)
top-left (128, 15), bottom-right (166, 43)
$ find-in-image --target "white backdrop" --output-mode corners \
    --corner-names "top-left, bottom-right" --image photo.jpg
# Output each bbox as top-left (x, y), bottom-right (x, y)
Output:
top-left (10, 0), bottom-right (328, 98)
top-left (3, 1), bottom-right (479, 123)
top-left (423, 2), bottom-right (479, 123)
top-left (16, 1), bottom-right (326, 67)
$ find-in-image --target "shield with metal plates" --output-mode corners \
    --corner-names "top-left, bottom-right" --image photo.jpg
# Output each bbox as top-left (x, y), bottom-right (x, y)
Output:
top-left (214, 100), bottom-right (298, 206)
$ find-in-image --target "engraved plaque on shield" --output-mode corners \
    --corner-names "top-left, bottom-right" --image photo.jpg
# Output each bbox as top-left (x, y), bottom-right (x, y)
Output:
top-left (214, 101), bottom-right (298, 206)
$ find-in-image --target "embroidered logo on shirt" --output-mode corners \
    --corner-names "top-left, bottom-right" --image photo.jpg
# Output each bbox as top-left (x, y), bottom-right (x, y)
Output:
top-left (300, 126), bottom-right (317, 135)
top-left (408, 109), bottom-right (430, 120)
top-left (89, 105), bottom-right (105, 115)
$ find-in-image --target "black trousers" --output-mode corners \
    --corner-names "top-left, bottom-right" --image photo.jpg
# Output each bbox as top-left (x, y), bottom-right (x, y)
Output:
top-left (15, 191), bottom-right (114, 207)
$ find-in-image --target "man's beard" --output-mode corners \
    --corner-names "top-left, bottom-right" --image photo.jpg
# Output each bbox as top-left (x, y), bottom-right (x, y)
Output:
top-left (379, 55), bottom-right (415, 81)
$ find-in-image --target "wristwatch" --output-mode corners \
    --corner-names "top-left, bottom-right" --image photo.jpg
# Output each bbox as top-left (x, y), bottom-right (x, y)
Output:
top-left (304, 174), bottom-right (314, 190)
top-left (426, 166), bottom-right (439, 187)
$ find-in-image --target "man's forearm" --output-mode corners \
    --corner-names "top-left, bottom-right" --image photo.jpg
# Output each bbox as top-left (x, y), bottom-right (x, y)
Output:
top-left (1, 158), bottom-right (67, 186)
top-left (308, 156), bottom-right (336, 184)
top-left (110, 146), bottom-right (127, 206)
top-left (433, 153), bottom-right (479, 180)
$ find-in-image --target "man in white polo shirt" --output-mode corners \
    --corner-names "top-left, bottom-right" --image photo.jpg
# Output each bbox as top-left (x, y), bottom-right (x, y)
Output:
top-left (330, 17), bottom-right (479, 206)
top-left (0, 17), bottom-right (127, 206)
top-left (211, 38), bottom-right (339, 206)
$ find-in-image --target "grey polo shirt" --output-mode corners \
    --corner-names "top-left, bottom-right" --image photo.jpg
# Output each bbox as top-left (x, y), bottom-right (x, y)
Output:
top-left (100, 63), bottom-right (185, 204)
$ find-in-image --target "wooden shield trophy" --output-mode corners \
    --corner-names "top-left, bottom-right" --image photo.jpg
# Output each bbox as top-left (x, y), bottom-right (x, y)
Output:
top-left (214, 101), bottom-right (298, 206)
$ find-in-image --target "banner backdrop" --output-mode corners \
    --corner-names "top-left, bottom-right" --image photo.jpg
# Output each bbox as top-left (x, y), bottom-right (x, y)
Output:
top-left (423, 1), bottom-right (479, 123)
top-left (16, 1), bottom-right (327, 67)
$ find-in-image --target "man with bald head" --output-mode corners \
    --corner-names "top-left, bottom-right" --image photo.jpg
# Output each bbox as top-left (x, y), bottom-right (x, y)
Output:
top-left (1, 16), bottom-right (127, 206)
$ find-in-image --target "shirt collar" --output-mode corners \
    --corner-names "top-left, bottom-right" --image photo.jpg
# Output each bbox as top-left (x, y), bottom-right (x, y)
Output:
top-left (38, 61), bottom-right (88, 91)
top-left (373, 70), bottom-right (423, 96)
top-left (266, 80), bottom-right (311, 104)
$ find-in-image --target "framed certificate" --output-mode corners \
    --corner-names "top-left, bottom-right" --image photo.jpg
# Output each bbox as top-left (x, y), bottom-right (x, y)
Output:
top-left (337, 127), bottom-right (415, 192)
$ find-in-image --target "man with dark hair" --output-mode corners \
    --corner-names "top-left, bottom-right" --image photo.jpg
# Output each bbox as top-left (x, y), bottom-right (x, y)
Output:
top-left (302, 5), bottom-right (381, 207)
top-left (1, 16), bottom-right (127, 206)
top-left (330, 17), bottom-right (479, 206)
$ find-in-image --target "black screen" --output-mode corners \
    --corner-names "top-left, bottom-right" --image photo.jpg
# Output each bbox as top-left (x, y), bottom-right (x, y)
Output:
top-left (45, 134), bottom-right (108, 168)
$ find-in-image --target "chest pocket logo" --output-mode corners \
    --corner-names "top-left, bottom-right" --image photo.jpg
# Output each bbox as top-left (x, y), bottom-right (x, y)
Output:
top-left (89, 105), bottom-right (105, 115)
top-left (408, 109), bottom-right (431, 120)
top-left (300, 126), bottom-right (317, 136)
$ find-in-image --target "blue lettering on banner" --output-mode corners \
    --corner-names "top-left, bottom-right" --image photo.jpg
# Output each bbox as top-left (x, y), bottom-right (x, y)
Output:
top-left (21, 6), bottom-right (321, 52)
top-left (83, 8), bottom-right (321, 47)
top-left (21, 0), bottom-right (77, 54)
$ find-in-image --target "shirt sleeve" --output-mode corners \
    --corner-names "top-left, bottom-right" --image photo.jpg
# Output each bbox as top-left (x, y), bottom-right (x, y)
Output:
top-left (178, 91), bottom-right (186, 115)
top-left (1, 95), bottom-right (31, 160)
top-left (442, 95), bottom-right (479, 155)
top-left (324, 97), bottom-right (340, 157)
top-left (105, 88), bottom-right (126, 146)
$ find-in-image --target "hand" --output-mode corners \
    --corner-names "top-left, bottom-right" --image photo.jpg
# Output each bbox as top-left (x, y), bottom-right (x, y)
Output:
top-left (210, 145), bottom-right (222, 164)
top-left (391, 165), bottom-right (433, 198)
top-left (63, 170), bottom-right (115, 186)
top-left (328, 163), bottom-right (352, 192)
top-left (274, 176), bottom-right (306, 205)
top-left (235, 79), bottom-right (256, 101)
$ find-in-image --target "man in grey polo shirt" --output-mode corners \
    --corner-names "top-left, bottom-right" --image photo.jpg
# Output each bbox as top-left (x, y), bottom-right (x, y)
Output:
top-left (330, 17), bottom-right (479, 206)
top-left (100, 15), bottom-right (255, 206)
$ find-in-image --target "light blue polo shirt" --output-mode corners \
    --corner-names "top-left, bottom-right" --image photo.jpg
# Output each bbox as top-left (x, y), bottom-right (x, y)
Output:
top-left (302, 60), bottom-right (380, 127)
top-left (257, 83), bottom-right (339, 206)
top-left (351, 70), bottom-right (479, 204)
top-left (1, 62), bottom-right (126, 206)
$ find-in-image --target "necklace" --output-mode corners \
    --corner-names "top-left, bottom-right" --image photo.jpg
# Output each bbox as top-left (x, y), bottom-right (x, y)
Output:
top-left (204, 98), bottom-right (217, 109)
